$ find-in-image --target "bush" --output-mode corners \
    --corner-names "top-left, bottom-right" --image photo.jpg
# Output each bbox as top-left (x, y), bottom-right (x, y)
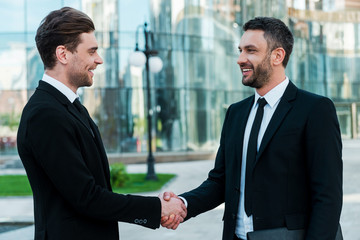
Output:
top-left (110, 162), bottom-right (129, 187)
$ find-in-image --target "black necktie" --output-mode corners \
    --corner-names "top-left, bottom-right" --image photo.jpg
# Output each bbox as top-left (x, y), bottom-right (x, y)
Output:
top-left (73, 98), bottom-right (94, 137)
top-left (245, 97), bottom-right (267, 216)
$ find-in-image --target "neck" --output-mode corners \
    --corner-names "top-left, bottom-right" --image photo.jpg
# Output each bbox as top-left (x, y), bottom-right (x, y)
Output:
top-left (256, 69), bottom-right (286, 96)
top-left (45, 68), bottom-right (77, 94)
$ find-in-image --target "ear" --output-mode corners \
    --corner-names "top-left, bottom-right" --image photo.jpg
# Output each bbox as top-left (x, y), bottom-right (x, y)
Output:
top-left (55, 45), bottom-right (68, 65)
top-left (271, 47), bottom-right (285, 66)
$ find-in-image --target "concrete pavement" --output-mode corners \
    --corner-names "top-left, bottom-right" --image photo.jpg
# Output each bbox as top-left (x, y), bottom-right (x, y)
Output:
top-left (0, 139), bottom-right (359, 239)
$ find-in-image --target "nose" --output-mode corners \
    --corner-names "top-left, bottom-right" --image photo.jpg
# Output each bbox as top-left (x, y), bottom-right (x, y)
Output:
top-left (237, 51), bottom-right (246, 66)
top-left (95, 53), bottom-right (103, 65)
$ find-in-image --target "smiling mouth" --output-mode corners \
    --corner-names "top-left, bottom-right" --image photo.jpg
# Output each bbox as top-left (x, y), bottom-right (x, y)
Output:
top-left (242, 68), bottom-right (253, 76)
top-left (88, 69), bottom-right (95, 77)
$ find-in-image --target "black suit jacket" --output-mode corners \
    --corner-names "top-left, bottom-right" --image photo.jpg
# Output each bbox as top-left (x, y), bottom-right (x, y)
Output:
top-left (181, 81), bottom-right (342, 240)
top-left (17, 81), bottom-right (161, 240)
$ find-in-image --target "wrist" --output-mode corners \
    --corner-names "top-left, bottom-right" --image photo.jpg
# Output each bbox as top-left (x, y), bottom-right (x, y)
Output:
top-left (178, 196), bottom-right (188, 208)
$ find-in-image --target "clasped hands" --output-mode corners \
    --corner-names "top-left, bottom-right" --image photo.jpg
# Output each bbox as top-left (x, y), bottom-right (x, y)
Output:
top-left (158, 191), bottom-right (186, 230)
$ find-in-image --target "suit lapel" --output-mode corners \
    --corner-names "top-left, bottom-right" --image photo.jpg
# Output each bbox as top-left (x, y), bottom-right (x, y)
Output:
top-left (87, 118), bottom-right (112, 186)
top-left (76, 105), bottom-right (112, 187)
top-left (68, 102), bottom-right (96, 138)
top-left (256, 81), bottom-right (298, 163)
top-left (37, 81), bottom-right (111, 183)
top-left (68, 103), bottom-right (95, 137)
top-left (238, 96), bottom-right (255, 156)
top-left (234, 96), bottom-right (254, 187)
top-left (38, 81), bottom-right (94, 137)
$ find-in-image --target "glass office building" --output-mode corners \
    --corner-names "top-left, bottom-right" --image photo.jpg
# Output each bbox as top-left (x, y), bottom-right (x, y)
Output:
top-left (1, 0), bottom-right (360, 155)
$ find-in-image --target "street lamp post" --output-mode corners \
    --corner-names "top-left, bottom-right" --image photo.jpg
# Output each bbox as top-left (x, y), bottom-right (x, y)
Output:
top-left (129, 22), bottom-right (163, 181)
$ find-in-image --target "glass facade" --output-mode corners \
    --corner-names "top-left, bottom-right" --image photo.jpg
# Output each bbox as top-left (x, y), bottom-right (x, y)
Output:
top-left (1, 0), bottom-right (360, 155)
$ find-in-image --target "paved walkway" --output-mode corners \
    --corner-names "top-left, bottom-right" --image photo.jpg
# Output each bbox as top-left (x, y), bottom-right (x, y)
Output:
top-left (0, 139), bottom-right (359, 240)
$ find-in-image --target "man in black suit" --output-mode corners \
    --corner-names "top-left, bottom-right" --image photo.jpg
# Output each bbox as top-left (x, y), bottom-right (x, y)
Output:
top-left (17, 7), bottom-right (186, 240)
top-left (161, 17), bottom-right (342, 239)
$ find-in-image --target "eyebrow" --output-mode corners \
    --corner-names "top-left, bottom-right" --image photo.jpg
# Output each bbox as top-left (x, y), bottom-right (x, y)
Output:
top-left (238, 44), bottom-right (258, 50)
top-left (88, 47), bottom-right (98, 51)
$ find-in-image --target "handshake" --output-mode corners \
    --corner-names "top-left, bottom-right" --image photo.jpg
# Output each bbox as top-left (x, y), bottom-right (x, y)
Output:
top-left (158, 191), bottom-right (187, 230)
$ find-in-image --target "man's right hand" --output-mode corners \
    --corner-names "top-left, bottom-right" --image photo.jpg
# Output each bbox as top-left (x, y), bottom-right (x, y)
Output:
top-left (158, 191), bottom-right (187, 230)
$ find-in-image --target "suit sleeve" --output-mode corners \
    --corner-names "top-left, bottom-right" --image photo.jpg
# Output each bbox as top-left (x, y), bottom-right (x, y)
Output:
top-left (180, 105), bottom-right (233, 219)
top-left (25, 106), bottom-right (161, 229)
top-left (305, 97), bottom-right (342, 239)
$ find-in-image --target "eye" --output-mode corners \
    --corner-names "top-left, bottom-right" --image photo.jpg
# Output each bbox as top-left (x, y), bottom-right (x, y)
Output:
top-left (89, 48), bottom-right (98, 55)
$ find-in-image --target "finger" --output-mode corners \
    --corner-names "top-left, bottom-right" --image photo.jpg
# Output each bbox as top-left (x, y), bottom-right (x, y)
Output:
top-left (171, 219), bottom-right (181, 230)
top-left (166, 218), bottom-right (178, 229)
top-left (167, 214), bottom-right (179, 229)
top-left (172, 223), bottom-right (180, 230)
top-left (161, 216), bottom-right (169, 223)
top-left (181, 203), bottom-right (187, 212)
top-left (174, 214), bottom-right (180, 223)
top-left (161, 214), bottom-right (175, 228)
top-left (161, 219), bottom-right (174, 228)
top-left (179, 208), bottom-right (187, 219)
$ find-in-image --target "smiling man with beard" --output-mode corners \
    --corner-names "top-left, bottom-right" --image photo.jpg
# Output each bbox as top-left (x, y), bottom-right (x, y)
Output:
top-left (239, 30), bottom-right (273, 90)
top-left (16, 7), bottom-right (186, 240)
top-left (161, 17), bottom-right (343, 240)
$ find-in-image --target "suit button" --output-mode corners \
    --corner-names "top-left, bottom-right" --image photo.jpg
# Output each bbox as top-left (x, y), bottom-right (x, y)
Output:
top-left (232, 214), bottom-right (236, 219)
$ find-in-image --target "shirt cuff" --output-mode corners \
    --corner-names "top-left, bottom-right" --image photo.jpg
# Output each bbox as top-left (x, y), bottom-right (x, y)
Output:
top-left (178, 196), bottom-right (188, 208)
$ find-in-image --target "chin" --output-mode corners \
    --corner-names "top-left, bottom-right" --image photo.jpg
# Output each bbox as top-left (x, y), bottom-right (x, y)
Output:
top-left (86, 77), bottom-right (93, 87)
top-left (242, 78), bottom-right (254, 87)
top-left (80, 80), bottom-right (93, 88)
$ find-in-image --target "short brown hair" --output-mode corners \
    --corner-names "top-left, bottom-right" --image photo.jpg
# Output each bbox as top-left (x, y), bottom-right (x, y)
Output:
top-left (35, 7), bottom-right (95, 69)
top-left (243, 17), bottom-right (294, 68)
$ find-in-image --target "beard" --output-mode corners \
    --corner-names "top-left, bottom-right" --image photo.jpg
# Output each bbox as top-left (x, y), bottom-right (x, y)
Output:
top-left (67, 58), bottom-right (93, 88)
top-left (68, 69), bottom-right (92, 88)
top-left (242, 53), bottom-right (272, 89)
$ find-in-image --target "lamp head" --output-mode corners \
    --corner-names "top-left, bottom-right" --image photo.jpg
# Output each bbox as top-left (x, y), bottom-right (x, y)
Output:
top-left (128, 50), bottom-right (146, 67)
top-left (149, 56), bottom-right (163, 73)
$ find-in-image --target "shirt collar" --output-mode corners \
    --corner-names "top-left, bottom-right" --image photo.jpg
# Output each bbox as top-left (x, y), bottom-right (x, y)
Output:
top-left (42, 73), bottom-right (79, 103)
top-left (254, 77), bottom-right (289, 108)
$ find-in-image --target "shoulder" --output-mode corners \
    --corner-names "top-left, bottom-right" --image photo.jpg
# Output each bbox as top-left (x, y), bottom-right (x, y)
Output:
top-left (222, 95), bottom-right (253, 120)
top-left (290, 89), bottom-right (338, 128)
top-left (296, 88), bottom-right (335, 109)
top-left (20, 90), bottom-right (74, 134)
top-left (282, 81), bottom-right (334, 110)
top-left (228, 95), bottom-right (254, 111)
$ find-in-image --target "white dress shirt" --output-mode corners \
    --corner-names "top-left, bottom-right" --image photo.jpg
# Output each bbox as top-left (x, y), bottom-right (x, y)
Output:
top-left (235, 77), bottom-right (289, 239)
top-left (42, 73), bottom-right (79, 103)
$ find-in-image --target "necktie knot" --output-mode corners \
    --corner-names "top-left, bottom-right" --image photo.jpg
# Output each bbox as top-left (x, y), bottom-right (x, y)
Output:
top-left (257, 97), bottom-right (267, 108)
top-left (73, 98), bottom-right (83, 112)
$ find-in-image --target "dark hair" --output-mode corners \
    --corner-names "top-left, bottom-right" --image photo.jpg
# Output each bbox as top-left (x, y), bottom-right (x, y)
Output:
top-left (243, 17), bottom-right (294, 67)
top-left (35, 7), bottom-right (95, 69)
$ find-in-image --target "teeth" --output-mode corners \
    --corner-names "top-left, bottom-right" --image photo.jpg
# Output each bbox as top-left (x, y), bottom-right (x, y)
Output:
top-left (243, 69), bottom-right (251, 72)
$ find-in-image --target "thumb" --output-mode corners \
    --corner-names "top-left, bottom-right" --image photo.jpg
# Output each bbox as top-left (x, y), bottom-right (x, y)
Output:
top-left (163, 191), bottom-right (172, 201)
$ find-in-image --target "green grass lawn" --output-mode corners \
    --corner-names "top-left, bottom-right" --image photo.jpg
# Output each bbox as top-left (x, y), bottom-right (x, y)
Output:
top-left (112, 173), bottom-right (176, 194)
top-left (0, 174), bottom-right (176, 197)
top-left (0, 175), bottom-right (32, 196)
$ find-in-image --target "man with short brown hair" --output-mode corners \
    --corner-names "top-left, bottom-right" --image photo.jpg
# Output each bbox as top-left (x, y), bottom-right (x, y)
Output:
top-left (17, 7), bottom-right (186, 240)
